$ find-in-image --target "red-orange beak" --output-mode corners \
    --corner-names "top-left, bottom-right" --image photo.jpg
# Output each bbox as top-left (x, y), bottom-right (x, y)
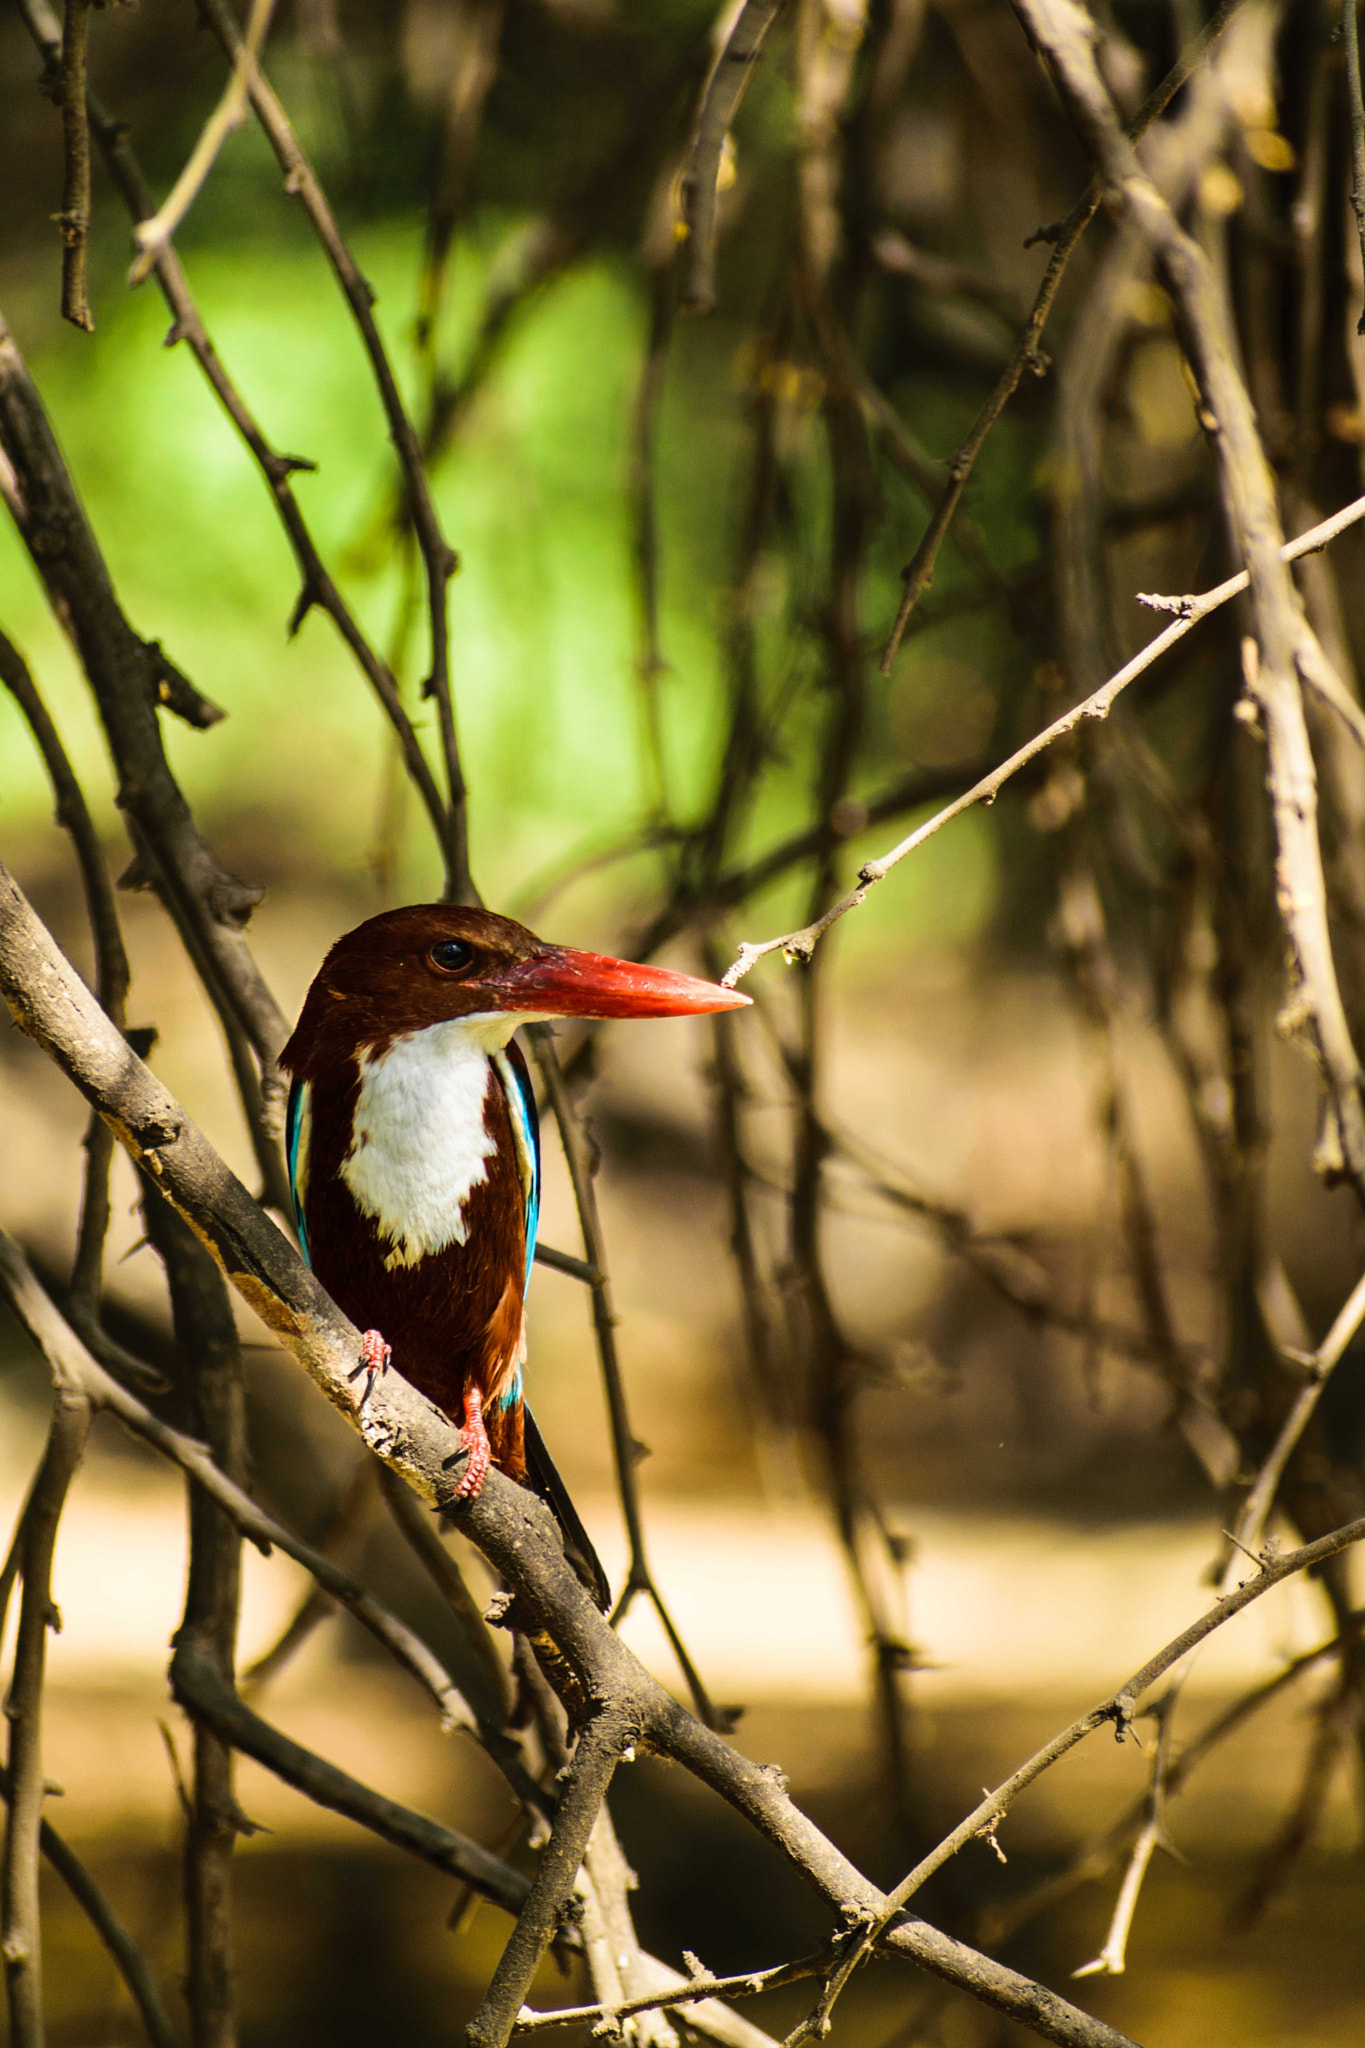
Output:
top-left (497, 946), bottom-right (750, 1020)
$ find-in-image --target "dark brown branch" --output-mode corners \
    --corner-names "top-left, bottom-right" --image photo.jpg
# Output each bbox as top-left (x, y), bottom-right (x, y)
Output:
top-left (0, 311), bottom-right (288, 1088)
top-left (141, 1190), bottom-right (247, 2048)
top-left (195, 0), bottom-right (472, 902)
top-left (679, 0), bottom-right (788, 314)
top-left (878, 0), bottom-right (1250, 671)
top-left (0, 627), bottom-right (131, 1325)
top-left (0, 1764), bottom-right (181, 2048)
top-left (0, 860), bottom-right (1146, 2048)
top-left (15, 0), bottom-right (460, 881)
top-left (0, 1229), bottom-right (478, 1739)
top-left (1344, 0), bottom-right (1365, 336)
top-left (1, 1392), bottom-right (92, 2045)
top-left (168, 1633), bottom-right (528, 1913)
top-left (466, 1713), bottom-right (630, 2048)
top-left (55, 0), bottom-right (93, 331)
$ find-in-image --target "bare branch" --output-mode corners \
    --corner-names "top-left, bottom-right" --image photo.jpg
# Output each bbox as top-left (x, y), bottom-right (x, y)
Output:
top-left (1, 1392), bottom-right (92, 2045)
top-left (679, 0), bottom-right (788, 314)
top-left (0, 861), bottom-right (1145, 2048)
top-left (1343, 0), bottom-right (1365, 336)
top-left (128, 0), bottom-right (278, 286)
top-left (195, 0), bottom-right (472, 898)
top-left (723, 491), bottom-right (1365, 986)
top-left (55, 0), bottom-right (93, 331)
top-left (878, 0), bottom-right (1252, 671)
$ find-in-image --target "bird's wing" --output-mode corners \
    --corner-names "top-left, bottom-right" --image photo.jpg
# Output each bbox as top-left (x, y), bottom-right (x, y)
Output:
top-left (496, 1039), bottom-right (540, 1294)
top-left (285, 1076), bottom-right (312, 1266)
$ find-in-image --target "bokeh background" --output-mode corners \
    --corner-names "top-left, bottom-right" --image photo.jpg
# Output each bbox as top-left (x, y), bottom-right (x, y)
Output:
top-left (3, 1), bottom-right (1365, 2042)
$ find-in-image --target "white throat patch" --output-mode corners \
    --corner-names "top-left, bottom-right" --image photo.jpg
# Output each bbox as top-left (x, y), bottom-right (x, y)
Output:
top-left (341, 1016), bottom-right (518, 1270)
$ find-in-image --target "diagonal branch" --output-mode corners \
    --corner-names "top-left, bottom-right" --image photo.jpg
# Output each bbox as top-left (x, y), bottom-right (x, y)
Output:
top-left (1009, 0), bottom-right (1365, 1201)
top-left (723, 491), bottom-right (1365, 986)
top-left (195, 0), bottom-right (472, 900)
top-left (878, 0), bottom-right (1250, 670)
top-left (1, 1391), bottom-right (92, 2046)
top-left (0, 1764), bottom-right (181, 2048)
top-left (0, 859), bottom-right (1144, 2048)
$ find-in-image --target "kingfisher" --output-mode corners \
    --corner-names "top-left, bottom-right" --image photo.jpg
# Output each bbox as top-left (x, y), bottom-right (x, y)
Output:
top-left (280, 904), bottom-right (749, 1605)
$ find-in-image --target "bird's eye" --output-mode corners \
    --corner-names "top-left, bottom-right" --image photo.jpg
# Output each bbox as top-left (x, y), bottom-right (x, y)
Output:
top-left (429, 939), bottom-right (476, 977)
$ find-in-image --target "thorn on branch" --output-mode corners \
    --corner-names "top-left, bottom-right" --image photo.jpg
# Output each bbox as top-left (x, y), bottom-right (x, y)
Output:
top-left (288, 583), bottom-right (320, 638)
top-left (144, 639), bottom-right (226, 729)
top-left (1105, 1694), bottom-right (1138, 1744)
top-left (206, 873), bottom-right (266, 929)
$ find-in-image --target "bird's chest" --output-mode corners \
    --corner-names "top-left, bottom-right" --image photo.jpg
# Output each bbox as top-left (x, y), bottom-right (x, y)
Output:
top-left (335, 1025), bottom-right (516, 1270)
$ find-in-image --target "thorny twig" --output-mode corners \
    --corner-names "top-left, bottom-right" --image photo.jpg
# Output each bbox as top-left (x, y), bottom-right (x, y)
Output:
top-left (1072, 1694), bottom-right (1175, 1978)
top-left (878, 0), bottom-right (1252, 671)
top-left (723, 491), bottom-right (1365, 985)
top-left (0, 629), bottom-right (130, 1337)
top-left (196, 0), bottom-right (473, 900)
top-left (0, 860), bottom-right (1146, 2048)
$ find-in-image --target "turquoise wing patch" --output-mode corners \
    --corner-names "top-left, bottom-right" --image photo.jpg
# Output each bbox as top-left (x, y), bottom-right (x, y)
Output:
top-left (285, 1076), bottom-right (312, 1267)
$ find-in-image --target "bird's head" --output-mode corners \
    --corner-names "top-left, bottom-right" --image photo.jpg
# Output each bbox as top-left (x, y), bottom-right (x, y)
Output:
top-left (281, 905), bottom-right (750, 1079)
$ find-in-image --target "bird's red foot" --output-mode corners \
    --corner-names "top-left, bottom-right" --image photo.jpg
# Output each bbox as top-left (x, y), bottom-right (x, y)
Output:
top-left (351, 1329), bottom-right (391, 1386)
top-left (447, 1384), bottom-right (491, 1502)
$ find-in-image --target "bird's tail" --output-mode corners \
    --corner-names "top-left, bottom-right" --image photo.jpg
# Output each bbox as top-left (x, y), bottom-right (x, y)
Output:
top-left (522, 1406), bottom-right (611, 1612)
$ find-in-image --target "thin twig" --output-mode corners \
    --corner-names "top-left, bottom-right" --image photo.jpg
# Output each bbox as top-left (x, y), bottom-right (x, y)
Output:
top-left (0, 1764), bottom-right (181, 2048)
top-left (196, 0), bottom-right (472, 899)
top-left (529, 1030), bottom-right (728, 1731)
top-left (1343, 0), bottom-right (1365, 335)
top-left (377, 1462), bottom-right (515, 1725)
top-left (0, 629), bottom-right (130, 1325)
top-left (1, 1392), bottom-right (92, 2046)
top-left (722, 491), bottom-right (1365, 985)
top-left (1235, 1262), bottom-right (1365, 1558)
top-left (128, 0), bottom-right (277, 286)
top-left (878, 0), bottom-right (1251, 670)
top-left (679, 0), bottom-right (789, 314)
top-left (1072, 1695), bottom-right (1175, 1977)
top-left (514, 1949), bottom-right (829, 2032)
top-left (55, 0), bottom-right (93, 331)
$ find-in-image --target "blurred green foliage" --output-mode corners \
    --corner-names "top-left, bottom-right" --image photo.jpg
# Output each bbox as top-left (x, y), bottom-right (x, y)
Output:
top-left (0, 7), bottom-right (1042, 970)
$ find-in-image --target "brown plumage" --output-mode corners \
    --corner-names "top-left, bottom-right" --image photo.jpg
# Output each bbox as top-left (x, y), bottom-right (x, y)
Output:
top-left (280, 902), bottom-right (749, 1591)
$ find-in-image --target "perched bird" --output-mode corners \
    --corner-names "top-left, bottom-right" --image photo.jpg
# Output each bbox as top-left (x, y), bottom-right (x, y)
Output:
top-left (280, 904), bottom-right (749, 1605)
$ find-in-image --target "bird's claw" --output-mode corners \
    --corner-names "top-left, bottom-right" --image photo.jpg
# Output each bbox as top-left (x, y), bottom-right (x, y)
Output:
top-left (350, 1329), bottom-right (392, 1395)
top-left (444, 1384), bottom-right (491, 1503)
